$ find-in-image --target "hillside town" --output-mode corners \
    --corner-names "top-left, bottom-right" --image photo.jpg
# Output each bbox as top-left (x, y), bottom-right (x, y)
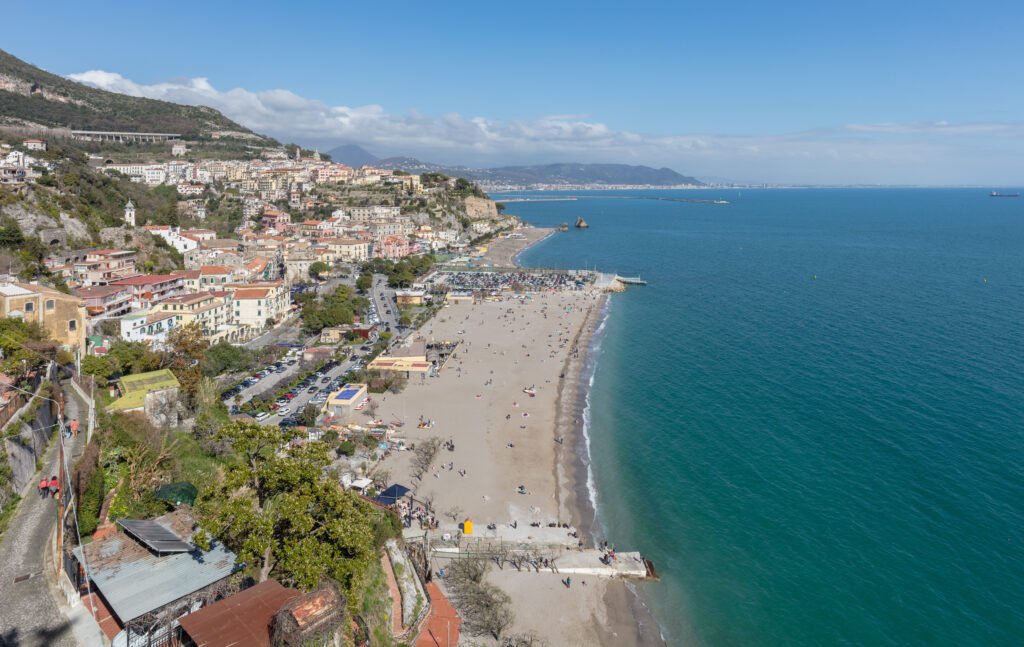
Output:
top-left (0, 131), bottom-right (570, 647)
top-left (0, 33), bottom-right (666, 647)
top-left (0, 135), bottom-right (516, 350)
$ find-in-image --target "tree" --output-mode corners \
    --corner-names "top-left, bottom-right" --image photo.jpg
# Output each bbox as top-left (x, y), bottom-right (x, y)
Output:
top-left (80, 355), bottom-right (117, 384)
top-left (298, 404), bottom-right (319, 427)
top-left (355, 272), bottom-right (373, 293)
top-left (203, 341), bottom-right (253, 376)
top-left (197, 421), bottom-right (380, 596)
top-left (410, 437), bottom-right (441, 483)
top-left (165, 322), bottom-right (208, 402)
top-left (309, 261), bottom-right (329, 281)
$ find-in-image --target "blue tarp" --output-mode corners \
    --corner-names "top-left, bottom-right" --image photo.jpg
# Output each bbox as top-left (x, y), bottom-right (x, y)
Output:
top-left (374, 483), bottom-right (410, 506)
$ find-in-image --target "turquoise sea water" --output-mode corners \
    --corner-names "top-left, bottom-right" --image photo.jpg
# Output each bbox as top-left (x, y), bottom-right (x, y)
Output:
top-left (505, 189), bottom-right (1024, 646)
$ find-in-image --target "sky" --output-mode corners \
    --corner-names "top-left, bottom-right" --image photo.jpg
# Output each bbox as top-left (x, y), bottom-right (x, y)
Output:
top-left (5, 0), bottom-right (1024, 184)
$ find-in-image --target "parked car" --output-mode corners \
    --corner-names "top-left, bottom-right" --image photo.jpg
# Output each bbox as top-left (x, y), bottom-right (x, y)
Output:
top-left (255, 412), bottom-right (271, 422)
top-left (277, 406), bottom-right (291, 416)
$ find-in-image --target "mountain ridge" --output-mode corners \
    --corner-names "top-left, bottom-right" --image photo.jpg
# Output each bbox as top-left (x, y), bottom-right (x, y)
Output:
top-left (371, 156), bottom-right (702, 186)
top-left (0, 48), bottom-right (265, 139)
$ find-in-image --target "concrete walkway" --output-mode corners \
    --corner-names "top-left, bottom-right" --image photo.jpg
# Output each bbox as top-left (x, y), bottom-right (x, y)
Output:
top-left (0, 381), bottom-right (87, 647)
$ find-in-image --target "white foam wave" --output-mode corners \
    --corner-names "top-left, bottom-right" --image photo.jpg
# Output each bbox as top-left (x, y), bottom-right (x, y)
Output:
top-left (580, 296), bottom-right (613, 540)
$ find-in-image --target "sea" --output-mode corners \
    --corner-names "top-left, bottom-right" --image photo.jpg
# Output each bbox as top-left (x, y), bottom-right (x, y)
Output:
top-left (499, 189), bottom-right (1024, 646)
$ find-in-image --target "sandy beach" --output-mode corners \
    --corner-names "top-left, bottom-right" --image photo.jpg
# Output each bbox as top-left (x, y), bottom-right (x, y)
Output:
top-left (481, 225), bottom-right (555, 267)
top-left (368, 229), bottom-right (663, 645)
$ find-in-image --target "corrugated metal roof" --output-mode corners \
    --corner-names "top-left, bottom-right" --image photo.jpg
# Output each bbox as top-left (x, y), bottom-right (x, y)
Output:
top-left (73, 537), bottom-right (239, 622)
top-left (117, 519), bottom-right (193, 553)
top-left (177, 580), bottom-right (300, 647)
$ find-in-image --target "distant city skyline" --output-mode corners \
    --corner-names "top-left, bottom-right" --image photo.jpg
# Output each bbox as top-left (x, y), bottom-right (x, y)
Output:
top-left (5, 0), bottom-right (1024, 184)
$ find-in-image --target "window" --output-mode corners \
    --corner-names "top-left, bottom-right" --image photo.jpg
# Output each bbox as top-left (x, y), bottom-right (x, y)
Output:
top-left (68, 319), bottom-right (77, 331)
top-left (45, 299), bottom-right (55, 311)
top-left (24, 302), bottom-right (34, 312)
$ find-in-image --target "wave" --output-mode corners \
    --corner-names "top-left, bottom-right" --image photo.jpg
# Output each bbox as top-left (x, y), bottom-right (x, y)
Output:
top-left (579, 295), bottom-right (613, 541)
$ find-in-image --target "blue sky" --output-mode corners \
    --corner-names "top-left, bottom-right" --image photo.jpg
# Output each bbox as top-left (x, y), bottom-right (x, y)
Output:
top-left (5, 0), bottom-right (1024, 184)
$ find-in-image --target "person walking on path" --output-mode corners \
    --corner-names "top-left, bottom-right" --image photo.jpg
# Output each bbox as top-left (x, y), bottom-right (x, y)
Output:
top-left (38, 478), bottom-right (48, 499)
top-left (69, 418), bottom-right (79, 438)
top-left (47, 475), bottom-right (58, 499)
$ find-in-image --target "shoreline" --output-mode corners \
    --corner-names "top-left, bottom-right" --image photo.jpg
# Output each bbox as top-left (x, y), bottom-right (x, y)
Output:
top-left (510, 229), bottom-right (668, 647)
top-left (370, 227), bottom-right (660, 645)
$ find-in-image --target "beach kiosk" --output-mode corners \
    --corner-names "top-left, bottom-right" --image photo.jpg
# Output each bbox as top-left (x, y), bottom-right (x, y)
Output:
top-left (323, 383), bottom-right (368, 421)
top-left (462, 519), bottom-right (473, 535)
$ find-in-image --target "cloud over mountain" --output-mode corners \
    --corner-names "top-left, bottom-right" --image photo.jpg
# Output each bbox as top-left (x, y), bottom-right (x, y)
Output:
top-left (68, 70), bottom-right (1024, 185)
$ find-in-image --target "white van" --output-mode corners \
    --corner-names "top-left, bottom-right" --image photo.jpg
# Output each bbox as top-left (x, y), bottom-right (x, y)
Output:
top-left (255, 412), bottom-right (271, 422)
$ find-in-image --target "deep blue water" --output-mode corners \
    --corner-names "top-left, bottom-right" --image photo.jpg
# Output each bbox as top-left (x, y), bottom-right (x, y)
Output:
top-left (505, 189), bottom-right (1024, 646)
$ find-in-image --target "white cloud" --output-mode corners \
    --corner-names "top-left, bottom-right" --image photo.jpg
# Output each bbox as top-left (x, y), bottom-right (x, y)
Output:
top-left (67, 70), bottom-right (1024, 184)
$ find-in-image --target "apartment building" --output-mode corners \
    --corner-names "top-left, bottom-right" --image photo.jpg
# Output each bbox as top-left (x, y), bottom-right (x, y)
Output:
top-left (109, 274), bottom-right (185, 310)
top-left (223, 282), bottom-right (289, 330)
top-left (75, 284), bottom-right (134, 320)
top-left (144, 226), bottom-right (200, 254)
top-left (72, 249), bottom-right (139, 286)
top-left (156, 291), bottom-right (245, 343)
top-left (120, 310), bottom-right (179, 347)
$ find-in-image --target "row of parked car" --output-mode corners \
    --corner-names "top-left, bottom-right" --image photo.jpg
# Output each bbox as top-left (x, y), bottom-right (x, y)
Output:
top-left (271, 360), bottom-right (348, 428)
top-left (220, 350), bottom-right (303, 403)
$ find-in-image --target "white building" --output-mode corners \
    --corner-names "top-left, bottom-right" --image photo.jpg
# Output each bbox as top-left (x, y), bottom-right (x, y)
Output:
top-left (144, 226), bottom-right (200, 254)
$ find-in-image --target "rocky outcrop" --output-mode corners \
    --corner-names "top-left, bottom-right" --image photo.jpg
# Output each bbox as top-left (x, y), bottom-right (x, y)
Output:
top-left (463, 196), bottom-right (498, 221)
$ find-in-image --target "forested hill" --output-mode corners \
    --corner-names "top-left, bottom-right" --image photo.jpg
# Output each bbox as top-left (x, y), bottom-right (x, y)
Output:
top-left (0, 48), bottom-right (263, 139)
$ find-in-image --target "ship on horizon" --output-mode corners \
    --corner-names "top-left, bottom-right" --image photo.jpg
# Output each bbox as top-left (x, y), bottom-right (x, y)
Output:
top-left (989, 191), bottom-right (1020, 197)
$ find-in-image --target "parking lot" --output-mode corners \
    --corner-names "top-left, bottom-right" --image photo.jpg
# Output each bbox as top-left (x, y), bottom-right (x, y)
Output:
top-left (220, 346), bottom-right (373, 429)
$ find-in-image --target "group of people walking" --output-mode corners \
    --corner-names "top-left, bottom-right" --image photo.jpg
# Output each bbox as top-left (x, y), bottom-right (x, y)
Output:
top-left (38, 475), bottom-right (58, 499)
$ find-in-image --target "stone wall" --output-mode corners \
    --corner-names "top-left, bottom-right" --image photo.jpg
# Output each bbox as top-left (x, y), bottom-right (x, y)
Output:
top-left (2, 382), bottom-right (59, 494)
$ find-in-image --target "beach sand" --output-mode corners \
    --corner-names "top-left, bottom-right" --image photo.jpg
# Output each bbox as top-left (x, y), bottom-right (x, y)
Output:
top-left (375, 290), bottom-right (597, 527)
top-left (481, 226), bottom-right (555, 267)
top-left (371, 230), bottom-right (662, 646)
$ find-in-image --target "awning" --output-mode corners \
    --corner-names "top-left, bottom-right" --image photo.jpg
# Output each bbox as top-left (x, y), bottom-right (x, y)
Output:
top-left (374, 484), bottom-right (410, 506)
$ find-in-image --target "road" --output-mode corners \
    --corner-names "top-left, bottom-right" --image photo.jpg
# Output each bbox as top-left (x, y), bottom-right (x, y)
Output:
top-left (370, 274), bottom-right (399, 333)
top-left (0, 381), bottom-right (88, 647)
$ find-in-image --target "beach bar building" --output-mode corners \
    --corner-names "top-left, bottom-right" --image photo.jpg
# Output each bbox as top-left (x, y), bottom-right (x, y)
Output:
top-left (323, 383), bottom-right (368, 421)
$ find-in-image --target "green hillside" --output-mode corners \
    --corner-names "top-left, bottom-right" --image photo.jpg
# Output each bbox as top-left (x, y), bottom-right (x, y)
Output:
top-left (0, 48), bottom-right (261, 138)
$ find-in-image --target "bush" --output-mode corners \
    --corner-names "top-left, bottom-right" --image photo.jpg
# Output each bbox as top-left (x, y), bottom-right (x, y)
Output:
top-left (337, 441), bottom-right (356, 457)
top-left (77, 466), bottom-right (105, 536)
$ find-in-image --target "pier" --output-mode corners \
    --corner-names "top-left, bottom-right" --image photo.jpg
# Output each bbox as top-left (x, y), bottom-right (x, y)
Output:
top-left (616, 276), bottom-right (647, 285)
top-left (406, 526), bottom-right (658, 581)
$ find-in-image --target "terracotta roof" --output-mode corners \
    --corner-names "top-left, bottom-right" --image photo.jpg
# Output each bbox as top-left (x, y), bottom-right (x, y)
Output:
top-left (178, 580), bottom-right (300, 647)
top-left (199, 265), bottom-right (230, 275)
top-left (232, 288), bottom-right (270, 299)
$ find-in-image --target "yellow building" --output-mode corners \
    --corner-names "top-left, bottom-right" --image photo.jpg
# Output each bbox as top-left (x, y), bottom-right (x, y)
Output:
top-left (0, 282), bottom-right (86, 353)
top-left (322, 383), bottom-right (368, 421)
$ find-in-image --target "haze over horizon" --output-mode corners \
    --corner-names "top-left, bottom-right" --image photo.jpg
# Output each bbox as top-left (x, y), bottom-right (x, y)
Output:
top-left (6, 0), bottom-right (1023, 185)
